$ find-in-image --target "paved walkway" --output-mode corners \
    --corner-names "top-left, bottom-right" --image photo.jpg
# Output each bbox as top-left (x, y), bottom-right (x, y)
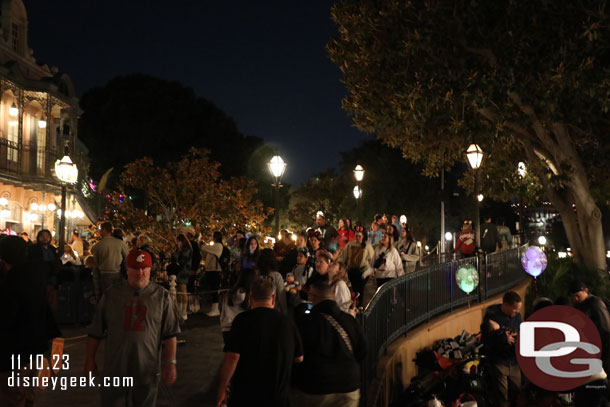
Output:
top-left (36, 314), bottom-right (223, 407)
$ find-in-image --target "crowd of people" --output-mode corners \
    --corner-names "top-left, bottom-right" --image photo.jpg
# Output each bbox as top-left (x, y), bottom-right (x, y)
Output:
top-left (3, 212), bottom-right (608, 407)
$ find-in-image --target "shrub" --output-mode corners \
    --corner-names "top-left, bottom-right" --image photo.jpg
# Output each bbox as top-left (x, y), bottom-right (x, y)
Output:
top-left (524, 254), bottom-right (610, 315)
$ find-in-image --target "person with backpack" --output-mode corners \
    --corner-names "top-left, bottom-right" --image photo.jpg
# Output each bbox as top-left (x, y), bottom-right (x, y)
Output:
top-left (186, 231), bottom-right (202, 273)
top-left (480, 216), bottom-right (500, 254)
top-left (201, 231), bottom-right (225, 317)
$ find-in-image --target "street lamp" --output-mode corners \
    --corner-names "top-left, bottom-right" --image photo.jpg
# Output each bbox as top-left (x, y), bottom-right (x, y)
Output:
top-left (54, 144), bottom-right (78, 251)
top-left (466, 144), bottom-right (483, 170)
top-left (466, 144), bottom-right (484, 247)
top-left (268, 155), bottom-right (286, 238)
top-left (538, 236), bottom-right (547, 246)
top-left (353, 185), bottom-right (362, 199)
top-left (353, 165), bottom-right (365, 182)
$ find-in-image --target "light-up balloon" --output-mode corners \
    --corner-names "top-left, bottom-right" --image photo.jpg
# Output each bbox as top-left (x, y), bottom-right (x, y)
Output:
top-left (456, 266), bottom-right (479, 294)
top-left (521, 245), bottom-right (547, 278)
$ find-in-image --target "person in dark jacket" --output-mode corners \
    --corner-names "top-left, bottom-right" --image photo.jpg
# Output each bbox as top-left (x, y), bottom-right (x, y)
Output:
top-left (480, 217), bottom-right (500, 254)
top-left (481, 290), bottom-right (523, 407)
top-left (28, 229), bottom-right (61, 310)
top-left (312, 214), bottom-right (338, 251)
top-left (292, 279), bottom-right (366, 407)
top-left (0, 236), bottom-right (61, 406)
top-left (569, 280), bottom-right (610, 375)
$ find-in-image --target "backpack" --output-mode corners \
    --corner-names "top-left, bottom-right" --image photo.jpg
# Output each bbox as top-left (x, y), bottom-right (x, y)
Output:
top-left (216, 245), bottom-right (234, 289)
top-left (216, 245), bottom-right (231, 274)
top-left (191, 241), bottom-right (202, 271)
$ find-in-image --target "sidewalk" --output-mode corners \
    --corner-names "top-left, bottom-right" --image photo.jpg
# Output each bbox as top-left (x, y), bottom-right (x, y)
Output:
top-left (35, 314), bottom-right (223, 407)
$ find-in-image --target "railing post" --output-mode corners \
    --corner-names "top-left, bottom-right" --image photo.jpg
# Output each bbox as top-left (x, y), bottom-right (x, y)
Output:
top-left (477, 254), bottom-right (482, 304)
top-left (426, 271), bottom-right (430, 322)
top-left (483, 253), bottom-right (488, 301)
top-left (449, 261), bottom-right (454, 311)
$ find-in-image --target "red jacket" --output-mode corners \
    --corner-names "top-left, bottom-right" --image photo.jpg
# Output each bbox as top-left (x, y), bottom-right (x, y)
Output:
top-left (337, 229), bottom-right (355, 251)
top-left (454, 230), bottom-right (475, 255)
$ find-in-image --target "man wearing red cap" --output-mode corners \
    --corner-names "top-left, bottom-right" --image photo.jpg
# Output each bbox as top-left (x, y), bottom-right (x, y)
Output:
top-left (85, 249), bottom-right (180, 407)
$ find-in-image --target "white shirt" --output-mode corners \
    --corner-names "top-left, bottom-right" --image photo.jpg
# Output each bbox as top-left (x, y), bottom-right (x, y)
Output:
top-left (333, 280), bottom-right (351, 313)
top-left (371, 246), bottom-right (404, 279)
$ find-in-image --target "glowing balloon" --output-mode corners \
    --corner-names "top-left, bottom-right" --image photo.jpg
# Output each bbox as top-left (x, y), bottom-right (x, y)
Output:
top-left (456, 266), bottom-right (479, 294)
top-left (521, 245), bottom-right (547, 278)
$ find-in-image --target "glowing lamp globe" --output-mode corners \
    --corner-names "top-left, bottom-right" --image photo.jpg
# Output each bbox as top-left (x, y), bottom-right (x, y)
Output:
top-left (353, 185), bottom-right (362, 199)
top-left (268, 155), bottom-right (286, 179)
top-left (521, 245), bottom-right (548, 278)
top-left (400, 215), bottom-right (407, 224)
top-left (353, 164), bottom-right (365, 182)
top-left (445, 232), bottom-right (453, 241)
top-left (54, 154), bottom-right (78, 184)
top-left (466, 144), bottom-right (483, 169)
top-left (456, 266), bottom-right (479, 294)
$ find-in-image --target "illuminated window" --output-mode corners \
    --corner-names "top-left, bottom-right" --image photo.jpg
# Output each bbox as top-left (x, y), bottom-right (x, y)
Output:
top-left (7, 118), bottom-right (18, 162)
top-left (36, 124), bottom-right (45, 173)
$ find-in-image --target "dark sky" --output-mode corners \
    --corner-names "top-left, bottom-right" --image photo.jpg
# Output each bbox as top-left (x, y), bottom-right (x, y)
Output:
top-left (24, 0), bottom-right (369, 184)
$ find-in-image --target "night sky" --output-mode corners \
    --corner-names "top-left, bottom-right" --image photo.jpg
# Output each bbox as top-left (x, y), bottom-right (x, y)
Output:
top-left (24, 0), bottom-right (368, 185)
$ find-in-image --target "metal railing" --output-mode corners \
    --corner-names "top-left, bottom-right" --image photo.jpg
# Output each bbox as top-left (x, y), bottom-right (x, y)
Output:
top-left (359, 245), bottom-right (527, 406)
top-left (0, 138), bottom-right (88, 181)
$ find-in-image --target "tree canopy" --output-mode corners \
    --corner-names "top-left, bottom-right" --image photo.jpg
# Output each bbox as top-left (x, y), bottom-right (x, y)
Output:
top-left (328, 0), bottom-right (610, 269)
top-left (78, 74), bottom-right (263, 180)
top-left (105, 148), bottom-right (269, 254)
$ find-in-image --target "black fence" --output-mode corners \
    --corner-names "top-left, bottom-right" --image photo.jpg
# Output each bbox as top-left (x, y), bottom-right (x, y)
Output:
top-left (360, 245), bottom-right (528, 406)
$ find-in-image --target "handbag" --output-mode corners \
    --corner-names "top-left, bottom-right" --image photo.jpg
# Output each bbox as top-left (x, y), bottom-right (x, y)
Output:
top-left (373, 252), bottom-right (386, 269)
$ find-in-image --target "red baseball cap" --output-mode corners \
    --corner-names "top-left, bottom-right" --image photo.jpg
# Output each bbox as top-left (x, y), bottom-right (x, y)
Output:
top-left (126, 249), bottom-right (152, 269)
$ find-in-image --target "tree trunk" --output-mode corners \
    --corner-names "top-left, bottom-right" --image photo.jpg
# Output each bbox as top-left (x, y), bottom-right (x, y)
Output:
top-left (546, 182), bottom-right (606, 271)
top-left (524, 121), bottom-right (607, 271)
top-left (480, 99), bottom-right (607, 271)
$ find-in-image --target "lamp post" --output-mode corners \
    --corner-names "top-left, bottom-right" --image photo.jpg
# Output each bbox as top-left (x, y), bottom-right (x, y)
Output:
top-left (517, 162), bottom-right (527, 244)
top-left (353, 185), bottom-right (362, 217)
top-left (353, 165), bottom-right (365, 220)
top-left (54, 144), bottom-right (78, 251)
top-left (466, 144), bottom-right (483, 246)
top-left (268, 155), bottom-right (286, 238)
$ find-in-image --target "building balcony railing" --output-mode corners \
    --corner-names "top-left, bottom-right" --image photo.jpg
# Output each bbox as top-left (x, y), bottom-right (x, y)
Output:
top-left (0, 137), bottom-right (87, 183)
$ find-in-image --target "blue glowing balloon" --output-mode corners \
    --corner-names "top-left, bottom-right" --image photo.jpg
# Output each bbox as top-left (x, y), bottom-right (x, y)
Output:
top-left (456, 266), bottom-right (479, 294)
top-left (521, 245), bottom-right (547, 278)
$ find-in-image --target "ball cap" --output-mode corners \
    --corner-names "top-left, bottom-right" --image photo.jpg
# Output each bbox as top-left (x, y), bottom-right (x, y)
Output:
top-left (126, 249), bottom-right (152, 269)
top-left (568, 280), bottom-right (587, 295)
